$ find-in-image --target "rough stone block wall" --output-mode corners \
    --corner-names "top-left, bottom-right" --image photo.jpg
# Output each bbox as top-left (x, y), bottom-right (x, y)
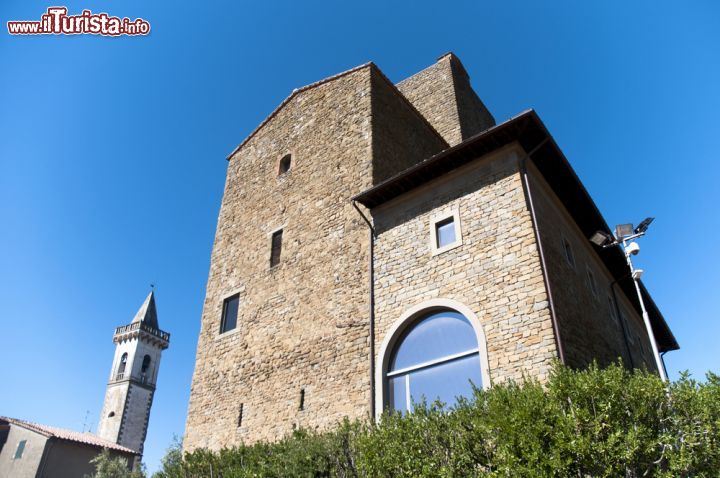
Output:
top-left (372, 145), bottom-right (559, 393)
top-left (397, 54), bottom-right (495, 146)
top-left (370, 68), bottom-right (448, 183)
top-left (525, 161), bottom-right (657, 371)
top-left (184, 67), bottom-right (376, 451)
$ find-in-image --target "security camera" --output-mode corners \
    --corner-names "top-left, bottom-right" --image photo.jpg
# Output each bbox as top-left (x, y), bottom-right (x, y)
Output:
top-left (626, 242), bottom-right (640, 256)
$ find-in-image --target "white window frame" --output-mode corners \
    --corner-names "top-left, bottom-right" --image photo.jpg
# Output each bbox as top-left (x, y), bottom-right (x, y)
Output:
top-left (217, 289), bottom-right (243, 337)
top-left (430, 209), bottom-right (462, 256)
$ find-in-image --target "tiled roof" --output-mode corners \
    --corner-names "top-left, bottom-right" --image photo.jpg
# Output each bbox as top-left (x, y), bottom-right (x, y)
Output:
top-left (0, 416), bottom-right (138, 455)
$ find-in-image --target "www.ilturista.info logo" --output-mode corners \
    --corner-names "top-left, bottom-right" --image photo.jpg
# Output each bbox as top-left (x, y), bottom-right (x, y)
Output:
top-left (7, 7), bottom-right (150, 36)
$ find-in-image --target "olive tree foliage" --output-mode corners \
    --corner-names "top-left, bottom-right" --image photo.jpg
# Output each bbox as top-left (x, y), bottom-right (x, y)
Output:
top-left (155, 364), bottom-right (720, 477)
top-left (85, 448), bottom-right (146, 478)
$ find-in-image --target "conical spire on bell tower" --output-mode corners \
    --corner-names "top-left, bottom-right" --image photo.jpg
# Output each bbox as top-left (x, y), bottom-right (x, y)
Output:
top-left (131, 290), bottom-right (160, 330)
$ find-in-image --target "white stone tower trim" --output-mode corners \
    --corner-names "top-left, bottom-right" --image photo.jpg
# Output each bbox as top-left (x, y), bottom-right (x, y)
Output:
top-left (97, 291), bottom-right (170, 455)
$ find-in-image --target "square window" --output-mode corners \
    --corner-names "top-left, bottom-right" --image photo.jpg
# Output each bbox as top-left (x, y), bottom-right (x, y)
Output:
top-left (270, 229), bottom-right (283, 268)
top-left (436, 217), bottom-right (456, 248)
top-left (430, 210), bottom-right (462, 255)
top-left (14, 440), bottom-right (26, 459)
top-left (220, 294), bottom-right (239, 334)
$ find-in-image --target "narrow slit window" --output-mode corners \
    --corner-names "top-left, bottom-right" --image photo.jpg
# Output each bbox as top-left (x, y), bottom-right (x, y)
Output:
top-left (220, 294), bottom-right (240, 334)
top-left (435, 217), bottom-right (456, 248)
top-left (270, 229), bottom-right (283, 268)
top-left (14, 440), bottom-right (26, 459)
top-left (237, 403), bottom-right (244, 427)
top-left (279, 154), bottom-right (292, 175)
top-left (587, 268), bottom-right (598, 298)
top-left (562, 238), bottom-right (575, 268)
top-left (299, 388), bottom-right (305, 411)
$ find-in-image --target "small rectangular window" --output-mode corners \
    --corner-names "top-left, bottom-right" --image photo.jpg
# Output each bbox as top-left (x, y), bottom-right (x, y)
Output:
top-left (237, 403), bottom-right (244, 427)
top-left (299, 388), bottom-right (305, 411)
top-left (270, 229), bottom-right (283, 268)
top-left (435, 217), bottom-right (456, 248)
top-left (562, 238), bottom-right (575, 268)
top-left (220, 294), bottom-right (239, 334)
top-left (430, 210), bottom-right (462, 255)
top-left (14, 440), bottom-right (26, 459)
top-left (586, 268), bottom-right (598, 298)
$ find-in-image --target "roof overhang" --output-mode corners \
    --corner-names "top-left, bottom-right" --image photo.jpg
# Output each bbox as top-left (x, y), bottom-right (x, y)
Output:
top-left (353, 109), bottom-right (678, 353)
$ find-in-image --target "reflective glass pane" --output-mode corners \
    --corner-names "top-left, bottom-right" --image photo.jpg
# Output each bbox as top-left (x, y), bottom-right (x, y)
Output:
top-left (409, 353), bottom-right (481, 409)
top-left (391, 311), bottom-right (477, 371)
top-left (222, 295), bottom-right (239, 332)
top-left (436, 218), bottom-right (456, 248)
top-left (387, 375), bottom-right (407, 413)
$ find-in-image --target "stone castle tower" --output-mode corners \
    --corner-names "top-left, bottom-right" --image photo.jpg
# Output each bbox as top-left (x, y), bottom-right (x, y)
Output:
top-left (184, 53), bottom-right (677, 451)
top-left (97, 291), bottom-right (170, 455)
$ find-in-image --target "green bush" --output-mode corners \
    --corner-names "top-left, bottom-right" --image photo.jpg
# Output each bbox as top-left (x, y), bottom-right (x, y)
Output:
top-left (153, 364), bottom-right (720, 478)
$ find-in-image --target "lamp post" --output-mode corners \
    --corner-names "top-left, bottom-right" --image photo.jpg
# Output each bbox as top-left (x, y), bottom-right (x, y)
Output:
top-left (590, 218), bottom-right (668, 382)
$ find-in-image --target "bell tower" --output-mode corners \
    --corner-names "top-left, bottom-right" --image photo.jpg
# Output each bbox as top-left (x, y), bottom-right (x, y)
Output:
top-left (97, 291), bottom-right (170, 455)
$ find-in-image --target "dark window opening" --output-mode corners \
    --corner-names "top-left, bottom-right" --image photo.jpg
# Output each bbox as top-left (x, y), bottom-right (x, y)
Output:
top-left (220, 294), bottom-right (240, 334)
top-left (279, 154), bottom-right (292, 175)
top-left (562, 238), bottom-right (575, 268)
top-left (237, 403), bottom-right (244, 427)
top-left (270, 229), bottom-right (283, 268)
top-left (116, 353), bottom-right (128, 380)
top-left (108, 411), bottom-right (115, 418)
top-left (140, 355), bottom-right (152, 384)
top-left (141, 355), bottom-right (151, 373)
top-left (299, 388), bottom-right (305, 411)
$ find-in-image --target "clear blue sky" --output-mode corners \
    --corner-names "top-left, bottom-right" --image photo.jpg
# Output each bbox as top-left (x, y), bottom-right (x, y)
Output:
top-left (1, 0), bottom-right (718, 474)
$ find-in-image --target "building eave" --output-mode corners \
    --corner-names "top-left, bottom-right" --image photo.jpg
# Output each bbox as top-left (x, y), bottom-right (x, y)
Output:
top-left (353, 109), bottom-right (678, 353)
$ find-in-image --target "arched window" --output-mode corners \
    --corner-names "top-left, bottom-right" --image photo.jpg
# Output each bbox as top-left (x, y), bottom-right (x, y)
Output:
top-left (141, 355), bottom-right (151, 373)
top-left (386, 310), bottom-right (482, 412)
top-left (116, 353), bottom-right (128, 380)
top-left (278, 154), bottom-right (292, 175)
top-left (140, 355), bottom-right (152, 384)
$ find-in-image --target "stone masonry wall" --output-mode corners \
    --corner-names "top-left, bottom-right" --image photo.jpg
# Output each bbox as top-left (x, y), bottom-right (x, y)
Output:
top-left (370, 68), bottom-right (447, 183)
top-left (525, 161), bottom-right (657, 371)
top-left (184, 67), bottom-right (375, 451)
top-left (372, 144), bottom-right (559, 395)
top-left (397, 54), bottom-right (495, 146)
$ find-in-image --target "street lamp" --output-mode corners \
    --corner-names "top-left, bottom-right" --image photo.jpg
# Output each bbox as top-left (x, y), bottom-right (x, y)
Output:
top-left (590, 217), bottom-right (668, 382)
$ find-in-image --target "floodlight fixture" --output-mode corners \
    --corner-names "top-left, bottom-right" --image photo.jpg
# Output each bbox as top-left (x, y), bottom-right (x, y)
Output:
top-left (590, 231), bottom-right (614, 247)
top-left (615, 223), bottom-right (634, 240)
top-left (635, 217), bottom-right (655, 234)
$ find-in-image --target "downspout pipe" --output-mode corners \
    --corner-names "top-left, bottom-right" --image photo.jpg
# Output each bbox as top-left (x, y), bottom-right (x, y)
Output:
top-left (352, 200), bottom-right (376, 417)
top-left (518, 138), bottom-right (565, 365)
